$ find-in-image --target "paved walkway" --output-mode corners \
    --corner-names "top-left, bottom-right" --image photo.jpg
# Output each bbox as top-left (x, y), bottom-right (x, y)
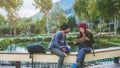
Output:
top-left (0, 63), bottom-right (120, 68)
top-left (86, 63), bottom-right (120, 68)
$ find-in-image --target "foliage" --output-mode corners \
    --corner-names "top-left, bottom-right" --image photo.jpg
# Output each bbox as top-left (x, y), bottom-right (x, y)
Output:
top-left (73, 0), bottom-right (89, 20)
top-left (87, 0), bottom-right (99, 21)
top-left (73, 0), bottom-right (120, 34)
top-left (67, 15), bottom-right (77, 31)
top-left (0, 14), bottom-right (5, 23)
top-left (0, 21), bottom-right (10, 34)
top-left (73, 0), bottom-right (120, 20)
top-left (97, 0), bottom-right (120, 19)
top-left (49, 3), bottom-right (68, 32)
top-left (1, 35), bottom-right (120, 50)
top-left (33, 0), bottom-right (53, 35)
top-left (33, 15), bottom-right (47, 34)
top-left (117, 26), bottom-right (120, 33)
top-left (0, 0), bottom-right (23, 36)
top-left (0, 38), bottom-right (36, 50)
top-left (33, 0), bottom-right (53, 14)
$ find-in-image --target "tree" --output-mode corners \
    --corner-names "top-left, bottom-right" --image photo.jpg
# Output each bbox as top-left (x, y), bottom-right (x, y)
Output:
top-left (67, 15), bottom-right (76, 32)
top-left (87, 0), bottom-right (99, 21)
top-left (25, 18), bottom-right (32, 36)
top-left (0, 15), bottom-right (9, 34)
top-left (49, 3), bottom-right (68, 32)
top-left (73, 0), bottom-right (89, 20)
top-left (33, 0), bottom-right (53, 36)
top-left (73, 0), bottom-right (120, 35)
top-left (34, 15), bottom-right (46, 34)
top-left (0, 14), bottom-right (5, 23)
top-left (97, 0), bottom-right (120, 35)
top-left (0, 0), bottom-right (23, 37)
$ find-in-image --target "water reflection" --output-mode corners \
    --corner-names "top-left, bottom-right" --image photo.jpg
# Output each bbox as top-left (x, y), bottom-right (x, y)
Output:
top-left (4, 43), bottom-right (27, 52)
top-left (3, 41), bottom-right (119, 52)
top-left (2, 42), bottom-right (36, 52)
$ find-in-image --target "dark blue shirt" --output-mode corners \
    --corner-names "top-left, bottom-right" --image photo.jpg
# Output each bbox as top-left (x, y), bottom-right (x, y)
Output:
top-left (48, 31), bottom-right (67, 49)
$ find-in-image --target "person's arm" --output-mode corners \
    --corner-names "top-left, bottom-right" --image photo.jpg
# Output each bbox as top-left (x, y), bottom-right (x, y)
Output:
top-left (59, 35), bottom-right (70, 52)
top-left (64, 35), bottom-right (70, 47)
top-left (53, 32), bottom-right (62, 49)
top-left (73, 37), bottom-right (86, 44)
top-left (73, 33), bottom-right (87, 44)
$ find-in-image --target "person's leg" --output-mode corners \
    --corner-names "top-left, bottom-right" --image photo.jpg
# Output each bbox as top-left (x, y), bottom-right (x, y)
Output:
top-left (77, 47), bottom-right (91, 68)
top-left (50, 48), bottom-right (64, 68)
top-left (78, 56), bottom-right (85, 68)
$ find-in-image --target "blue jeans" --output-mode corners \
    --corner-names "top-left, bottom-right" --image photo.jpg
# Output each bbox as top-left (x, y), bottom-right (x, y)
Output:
top-left (76, 47), bottom-right (91, 68)
top-left (49, 48), bottom-right (64, 68)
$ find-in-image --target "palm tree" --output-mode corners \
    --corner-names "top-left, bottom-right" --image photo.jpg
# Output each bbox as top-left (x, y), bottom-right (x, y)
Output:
top-left (33, 0), bottom-right (53, 36)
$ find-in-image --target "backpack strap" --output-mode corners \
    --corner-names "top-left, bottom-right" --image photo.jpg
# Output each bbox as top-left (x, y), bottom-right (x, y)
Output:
top-left (92, 48), bottom-right (95, 56)
top-left (91, 46), bottom-right (95, 56)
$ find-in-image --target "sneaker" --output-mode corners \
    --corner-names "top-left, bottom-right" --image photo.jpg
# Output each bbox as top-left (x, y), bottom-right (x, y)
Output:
top-left (71, 63), bottom-right (78, 68)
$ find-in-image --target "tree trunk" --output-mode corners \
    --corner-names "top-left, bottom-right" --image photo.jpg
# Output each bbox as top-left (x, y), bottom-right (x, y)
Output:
top-left (9, 22), bottom-right (12, 37)
top-left (14, 28), bottom-right (16, 37)
top-left (102, 19), bottom-right (104, 32)
top-left (114, 17), bottom-right (117, 36)
top-left (109, 20), bottom-right (111, 32)
top-left (46, 12), bottom-right (50, 36)
top-left (99, 17), bottom-right (102, 34)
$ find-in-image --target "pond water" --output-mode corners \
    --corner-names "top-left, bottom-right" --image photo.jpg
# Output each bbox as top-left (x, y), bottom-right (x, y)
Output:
top-left (3, 42), bottom-right (42, 52)
top-left (3, 42), bottom-right (120, 52)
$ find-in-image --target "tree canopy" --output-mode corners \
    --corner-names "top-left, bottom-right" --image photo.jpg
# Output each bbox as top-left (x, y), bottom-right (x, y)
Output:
top-left (33, 0), bottom-right (53, 14)
top-left (73, 0), bottom-right (120, 20)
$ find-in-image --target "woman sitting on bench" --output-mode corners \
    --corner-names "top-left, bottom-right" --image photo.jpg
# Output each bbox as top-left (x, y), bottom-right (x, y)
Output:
top-left (72, 21), bottom-right (94, 68)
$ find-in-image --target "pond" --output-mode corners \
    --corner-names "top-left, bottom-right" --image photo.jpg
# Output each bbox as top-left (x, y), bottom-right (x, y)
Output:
top-left (3, 43), bottom-right (32, 52)
top-left (3, 42), bottom-right (120, 52)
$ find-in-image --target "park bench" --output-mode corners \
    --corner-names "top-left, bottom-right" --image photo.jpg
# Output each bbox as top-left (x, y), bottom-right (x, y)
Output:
top-left (0, 47), bottom-right (120, 68)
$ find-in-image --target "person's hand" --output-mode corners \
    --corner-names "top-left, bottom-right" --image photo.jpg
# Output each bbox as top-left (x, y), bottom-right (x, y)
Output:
top-left (73, 39), bottom-right (76, 44)
top-left (66, 44), bottom-right (71, 49)
top-left (62, 48), bottom-right (66, 52)
top-left (63, 52), bottom-right (67, 57)
top-left (73, 37), bottom-right (86, 44)
top-left (82, 33), bottom-right (90, 41)
top-left (67, 46), bottom-right (71, 49)
top-left (85, 37), bottom-right (90, 41)
top-left (82, 33), bottom-right (85, 37)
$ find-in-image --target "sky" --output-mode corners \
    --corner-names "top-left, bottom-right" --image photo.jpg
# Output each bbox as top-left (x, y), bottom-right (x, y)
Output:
top-left (0, 0), bottom-right (60, 18)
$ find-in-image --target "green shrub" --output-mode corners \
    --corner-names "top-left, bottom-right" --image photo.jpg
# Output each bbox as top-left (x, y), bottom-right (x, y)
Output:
top-left (1, 36), bottom-right (120, 51)
top-left (44, 37), bottom-right (51, 42)
top-left (0, 38), bottom-right (36, 50)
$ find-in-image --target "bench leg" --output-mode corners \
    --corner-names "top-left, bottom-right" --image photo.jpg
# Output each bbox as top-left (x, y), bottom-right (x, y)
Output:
top-left (114, 57), bottom-right (119, 64)
top-left (15, 61), bottom-right (21, 68)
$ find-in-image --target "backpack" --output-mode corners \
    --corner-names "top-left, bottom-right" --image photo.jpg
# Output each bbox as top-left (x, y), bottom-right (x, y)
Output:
top-left (86, 32), bottom-right (95, 56)
top-left (27, 44), bottom-right (46, 68)
top-left (27, 44), bottom-right (46, 54)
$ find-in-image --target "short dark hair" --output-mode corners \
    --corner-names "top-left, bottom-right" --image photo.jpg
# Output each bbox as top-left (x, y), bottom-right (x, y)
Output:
top-left (60, 23), bottom-right (70, 30)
